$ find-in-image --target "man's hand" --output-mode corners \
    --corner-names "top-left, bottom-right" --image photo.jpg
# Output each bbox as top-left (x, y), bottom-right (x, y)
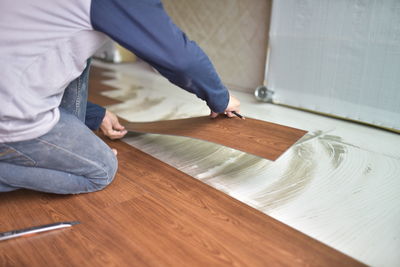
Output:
top-left (100, 110), bottom-right (128, 140)
top-left (210, 94), bottom-right (241, 118)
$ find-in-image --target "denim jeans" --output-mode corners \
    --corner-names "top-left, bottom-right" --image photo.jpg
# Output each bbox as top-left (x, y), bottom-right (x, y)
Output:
top-left (0, 61), bottom-right (117, 194)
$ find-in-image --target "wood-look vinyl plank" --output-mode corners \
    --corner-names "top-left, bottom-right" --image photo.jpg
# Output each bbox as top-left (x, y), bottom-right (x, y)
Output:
top-left (0, 171), bottom-right (142, 216)
top-left (0, 207), bottom-right (148, 266)
top-left (124, 116), bottom-right (306, 160)
top-left (90, 80), bottom-right (119, 92)
top-left (88, 66), bottom-right (113, 80)
top-left (88, 93), bottom-right (121, 107)
top-left (101, 196), bottom-right (249, 266)
top-left (0, 176), bottom-right (151, 266)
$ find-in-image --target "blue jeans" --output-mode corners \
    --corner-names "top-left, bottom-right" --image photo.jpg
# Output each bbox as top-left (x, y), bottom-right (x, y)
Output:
top-left (0, 62), bottom-right (117, 194)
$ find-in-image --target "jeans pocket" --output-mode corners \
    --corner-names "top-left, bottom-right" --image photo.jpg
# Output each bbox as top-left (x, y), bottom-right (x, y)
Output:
top-left (0, 145), bottom-right (36, 167)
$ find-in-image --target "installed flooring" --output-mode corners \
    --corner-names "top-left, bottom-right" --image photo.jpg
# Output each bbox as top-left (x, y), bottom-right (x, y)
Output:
top-left (0, 66), bottom-right (362, 266)
top-left (0, 138), bottom-right (361, 266)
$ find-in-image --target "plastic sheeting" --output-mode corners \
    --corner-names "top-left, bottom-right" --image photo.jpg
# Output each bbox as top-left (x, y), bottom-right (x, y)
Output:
top-left (266, 0), bottom-right (400, 131)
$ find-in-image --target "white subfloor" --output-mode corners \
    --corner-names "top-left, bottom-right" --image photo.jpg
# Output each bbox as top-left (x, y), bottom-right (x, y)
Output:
top-left (93, 60), bottom-right (400, 266)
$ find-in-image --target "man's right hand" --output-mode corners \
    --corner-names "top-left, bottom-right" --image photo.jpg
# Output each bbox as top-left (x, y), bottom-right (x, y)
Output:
top-left (100, 110), bottom-right (128, 140)
top-left (210, 94), bottom-right (241, 118)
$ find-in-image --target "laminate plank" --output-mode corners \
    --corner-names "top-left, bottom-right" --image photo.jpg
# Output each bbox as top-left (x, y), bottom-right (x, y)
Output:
top-left (124, 116), bottom-right (307, 160)
top-left (0, 139), bottom-right (364, 266)
top-left (88, 93), bottom-right (121, 107)
top-left (0, 200), bottom-right (149, 266)
top-left (90, 80), bottom-right (119, 92)
top-left (0, 174), bottom-right (153, 266)
top-left (88, 66), bottom-right (113, 80)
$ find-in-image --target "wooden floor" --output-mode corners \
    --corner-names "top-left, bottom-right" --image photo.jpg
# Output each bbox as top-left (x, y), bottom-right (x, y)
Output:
top-left (0, 67), bottom-right (363, 266)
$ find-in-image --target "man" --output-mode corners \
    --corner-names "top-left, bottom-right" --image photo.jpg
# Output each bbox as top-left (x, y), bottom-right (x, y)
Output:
top-left (0, 0), bottom-right (240, 194)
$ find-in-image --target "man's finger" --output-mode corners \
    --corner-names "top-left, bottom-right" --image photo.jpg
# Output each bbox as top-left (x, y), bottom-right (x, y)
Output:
top-left (210, 111), bottom-right (218, 118)
top-left (111, 129), bottom-right (127, 139)
top-left (226, 111), bottom-right (235, 118)
top-left (112, 120), bottom-right (125, 131)
top-left (114, 124), bottom-right (125, 131)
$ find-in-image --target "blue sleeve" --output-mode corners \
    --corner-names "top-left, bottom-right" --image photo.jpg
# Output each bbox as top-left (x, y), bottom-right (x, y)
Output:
top-left (85, 101), bottom-right (106, 130)
top-left (90, 0), bottom-right (229, 113)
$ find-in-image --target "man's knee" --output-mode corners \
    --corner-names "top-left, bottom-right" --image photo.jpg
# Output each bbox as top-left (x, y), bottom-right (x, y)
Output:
top-left (86, 149), bottom-right (118, 192)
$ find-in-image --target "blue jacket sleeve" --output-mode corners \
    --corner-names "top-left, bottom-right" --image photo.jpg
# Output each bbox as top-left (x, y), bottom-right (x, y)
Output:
top-left (85, 101), bottom-right (106, 130)
top-left (90, 0), bottom-right (229, 113)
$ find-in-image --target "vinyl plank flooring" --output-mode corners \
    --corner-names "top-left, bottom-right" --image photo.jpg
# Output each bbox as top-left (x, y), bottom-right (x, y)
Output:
top-left (125, 116), bottom-right (306, 160)
top-left (0, 139), bottom-right (363, 266)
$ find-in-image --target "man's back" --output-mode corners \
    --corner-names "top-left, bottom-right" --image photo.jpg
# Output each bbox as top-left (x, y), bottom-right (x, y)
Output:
top-left (0, 0), bottom-right (107, 142)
